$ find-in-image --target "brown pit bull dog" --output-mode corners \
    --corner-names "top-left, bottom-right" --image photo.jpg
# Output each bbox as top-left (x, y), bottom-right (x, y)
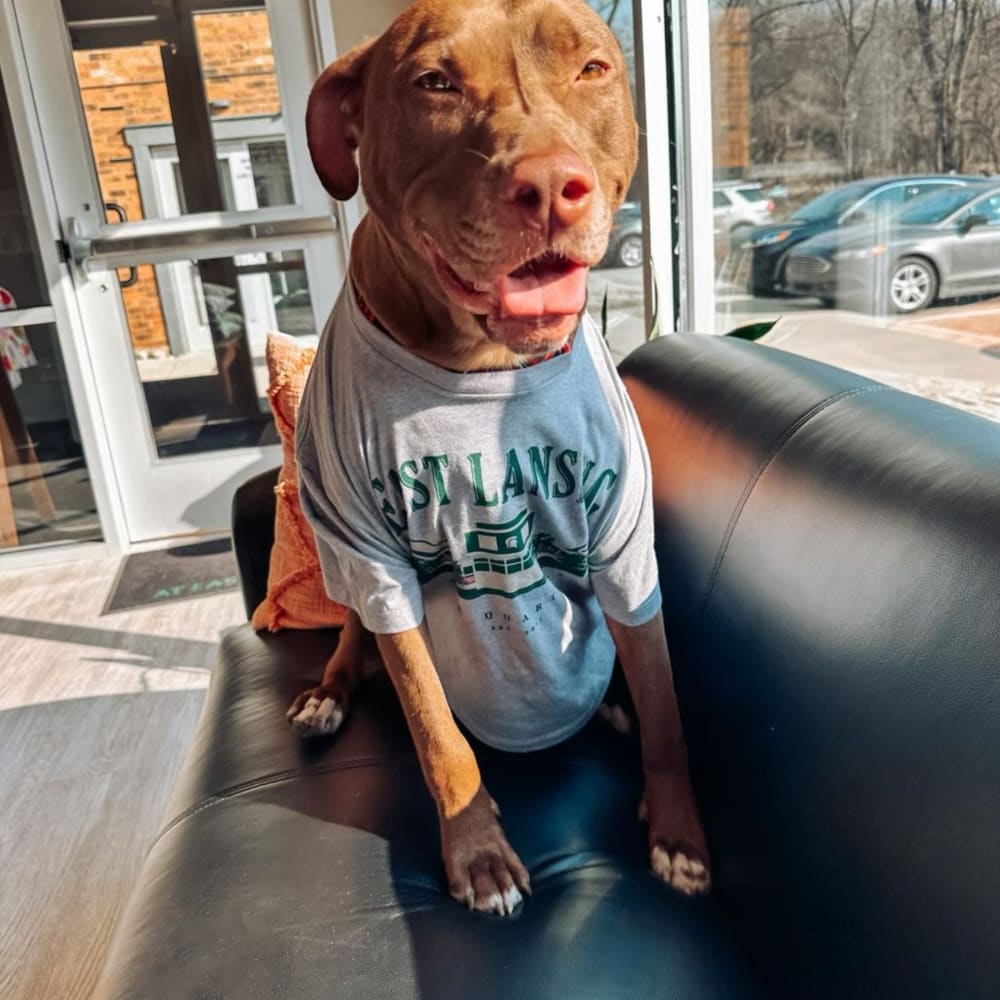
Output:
top-left (286, 0), bottom-right (710, 915)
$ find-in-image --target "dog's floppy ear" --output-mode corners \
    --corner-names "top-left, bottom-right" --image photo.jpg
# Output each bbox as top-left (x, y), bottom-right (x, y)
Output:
top-left (306, 39), bottom-right (376, 200)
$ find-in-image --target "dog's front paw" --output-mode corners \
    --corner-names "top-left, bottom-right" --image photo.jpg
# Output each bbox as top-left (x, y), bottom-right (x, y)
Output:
top-left (650, 842), bottom-right (710, 896)
top-left (639, 767), bottom-right (711, 897)
top-left (440, 786), bottom-right (531, 917)
top-left (286, 686), bottom-right (346, 738)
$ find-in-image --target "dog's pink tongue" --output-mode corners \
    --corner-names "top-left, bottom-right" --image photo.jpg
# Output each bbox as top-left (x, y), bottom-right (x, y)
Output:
top-left (496, 263), bottom-right (589, 318)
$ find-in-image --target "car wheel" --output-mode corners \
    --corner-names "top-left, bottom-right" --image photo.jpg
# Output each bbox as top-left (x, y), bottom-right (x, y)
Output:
top-left (616, 234), bottom-right (643, 268)
top-left (889, 257), bottom-right (938, 313)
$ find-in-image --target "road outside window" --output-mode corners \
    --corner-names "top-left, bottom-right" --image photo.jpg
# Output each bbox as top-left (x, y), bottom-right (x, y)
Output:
top-left (710, 0), bottom-right (1000, 424)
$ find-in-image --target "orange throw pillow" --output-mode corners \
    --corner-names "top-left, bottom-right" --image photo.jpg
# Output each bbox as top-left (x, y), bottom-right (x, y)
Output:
top-left (251, 331), bottom-right (348, 632)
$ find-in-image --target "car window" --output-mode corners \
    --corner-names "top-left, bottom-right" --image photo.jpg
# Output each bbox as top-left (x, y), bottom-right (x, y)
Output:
top-left (844, 185), bottom-right (906, 222)
top-left (979, 194), bottom-right (1000, 224)
top-left (735, 186), bottom-right (767, 203)
top-left (792, 180), bottom-right (878, 222)
top-left (713, 190), bottom-right (730, 208)
top-left (904, 181), bottom-right (958, 200)
top-left (957, 193), bottom-right (1000, 225)
top-left (898, 187), bottom-right (983, 225)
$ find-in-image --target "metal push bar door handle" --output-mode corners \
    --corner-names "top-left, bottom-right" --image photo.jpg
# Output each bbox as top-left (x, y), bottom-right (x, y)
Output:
top-left (65, 212), bottom-right (339, 271)
top-left (103, 203), bottom-right (138, 288)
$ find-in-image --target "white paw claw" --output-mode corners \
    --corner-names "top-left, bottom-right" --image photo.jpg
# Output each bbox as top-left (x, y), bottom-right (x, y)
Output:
top-left (289, 695), bottom-right (344, 736)
top-left (470, 886), bottom-right (522, 916)
top-left (502, 886), bottom-right (523, 914)
top-left (651, 845), bottom-right (710, 896)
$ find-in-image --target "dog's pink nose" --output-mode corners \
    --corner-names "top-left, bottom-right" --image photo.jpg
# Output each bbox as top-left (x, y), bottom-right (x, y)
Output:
top-left (502, 152), bottom-right (595, 232)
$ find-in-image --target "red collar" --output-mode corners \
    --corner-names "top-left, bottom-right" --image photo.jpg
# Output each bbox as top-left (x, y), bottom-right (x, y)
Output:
top-left (352, 282), bottom-right (571, 369)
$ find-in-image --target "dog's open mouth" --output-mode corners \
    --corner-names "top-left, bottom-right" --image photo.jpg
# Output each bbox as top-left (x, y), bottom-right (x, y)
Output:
top-left (497, 252), bottom-right (588, 318)
top-left (430, 243), bottom-right (589, 321)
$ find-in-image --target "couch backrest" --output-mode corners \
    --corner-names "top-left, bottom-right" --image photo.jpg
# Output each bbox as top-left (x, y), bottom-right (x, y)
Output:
top-left (232, 467), bottom-right (279, 619)
top-left (621, 334), bottom-right (1000, 997)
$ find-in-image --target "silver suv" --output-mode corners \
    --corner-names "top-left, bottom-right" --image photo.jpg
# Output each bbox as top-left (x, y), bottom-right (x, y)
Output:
top-left (714, 182), bottom-right (774, 247)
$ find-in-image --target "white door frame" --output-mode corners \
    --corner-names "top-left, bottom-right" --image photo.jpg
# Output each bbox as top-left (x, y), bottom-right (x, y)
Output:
top-left (0, 0), bottom-right (128, 559)
top-left (6, 0), bottom-right (348, 545)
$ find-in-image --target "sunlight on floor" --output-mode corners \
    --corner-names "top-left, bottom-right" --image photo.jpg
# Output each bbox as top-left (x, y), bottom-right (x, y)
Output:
top-left (0, 552), bottom-right (246, 999)
top-left (0, 555), bottom-right (243, 709)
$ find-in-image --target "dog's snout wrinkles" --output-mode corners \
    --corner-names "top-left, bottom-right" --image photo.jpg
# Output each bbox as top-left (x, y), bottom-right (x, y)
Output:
top-left (502, 152), bottom-right (595, 232)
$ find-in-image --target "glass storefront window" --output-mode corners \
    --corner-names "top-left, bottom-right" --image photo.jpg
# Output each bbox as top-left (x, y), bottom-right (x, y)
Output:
top-left (584, 0), bottom-right (650, 364)
top-left (709, 0), bottom-right (1000, 424)
top-left (0, 70), bottom-right (101, 550)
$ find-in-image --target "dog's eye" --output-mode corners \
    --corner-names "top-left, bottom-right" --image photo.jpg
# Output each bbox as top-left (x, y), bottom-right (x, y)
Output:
top-left (579, 61), bottom-right (609, 81)
top-left (416, 71), bottom-right (456, 92)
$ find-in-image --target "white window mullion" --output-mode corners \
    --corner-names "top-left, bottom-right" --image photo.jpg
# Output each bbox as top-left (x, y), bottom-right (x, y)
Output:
top-left (670, 0), bottom-right (716, 334)
top-left (635, 0), bottom-right (675, 336)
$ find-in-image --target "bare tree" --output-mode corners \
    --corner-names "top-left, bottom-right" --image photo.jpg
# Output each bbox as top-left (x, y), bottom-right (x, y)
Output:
top-left (823, 0), bottom-right (882, 174)
top-left (711, 0), bottom-right (999, 184)
top-left (913, 0), bottom-right (983, 171)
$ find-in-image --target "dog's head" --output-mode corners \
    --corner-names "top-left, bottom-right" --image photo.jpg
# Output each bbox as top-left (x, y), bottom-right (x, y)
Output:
top-left (308, 0), bottom-right (638, 358)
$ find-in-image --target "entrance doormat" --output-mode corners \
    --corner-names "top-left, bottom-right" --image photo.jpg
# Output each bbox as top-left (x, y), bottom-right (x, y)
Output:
top-left (103, 536), bottom-right (240, 614)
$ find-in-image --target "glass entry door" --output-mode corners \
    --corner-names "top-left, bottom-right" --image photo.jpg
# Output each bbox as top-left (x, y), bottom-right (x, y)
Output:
top-left (11, 0), bottom-right (345, 541)
top-left (0, 62), bottom-right (103, 552)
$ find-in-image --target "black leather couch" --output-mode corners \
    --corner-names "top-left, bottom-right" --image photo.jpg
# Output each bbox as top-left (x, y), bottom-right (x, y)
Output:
top-left (95, 334), bottom-right (1000, 999)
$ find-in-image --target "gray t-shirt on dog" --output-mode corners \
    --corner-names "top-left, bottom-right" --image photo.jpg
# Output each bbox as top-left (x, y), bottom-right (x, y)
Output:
top-left (297, 287), bottom-right (661, 752)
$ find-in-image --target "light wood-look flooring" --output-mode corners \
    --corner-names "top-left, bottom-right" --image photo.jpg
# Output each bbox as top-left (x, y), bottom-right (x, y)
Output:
top-left (0, 553), bottom-right (245, 1000)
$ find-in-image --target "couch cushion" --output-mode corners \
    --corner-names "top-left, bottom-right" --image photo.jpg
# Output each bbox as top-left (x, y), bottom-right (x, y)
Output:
top-left (95, 626), bottom-right (762, 1000)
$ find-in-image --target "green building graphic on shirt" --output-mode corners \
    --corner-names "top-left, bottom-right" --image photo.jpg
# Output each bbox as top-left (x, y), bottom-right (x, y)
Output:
top-left (457, 509), bottom-right (543, 598)
top-left (410, 508), bottom-right (589, 601)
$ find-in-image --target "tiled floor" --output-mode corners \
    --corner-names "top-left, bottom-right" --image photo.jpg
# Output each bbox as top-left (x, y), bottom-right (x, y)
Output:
top-left (0, 553), bottom-right (245, 1000)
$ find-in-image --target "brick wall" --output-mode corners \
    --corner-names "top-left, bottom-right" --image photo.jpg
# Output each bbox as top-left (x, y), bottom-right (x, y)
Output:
top-left (711, 7), bottom-right (751, 178)
top-left (73, 11), bottom-right (282, 352)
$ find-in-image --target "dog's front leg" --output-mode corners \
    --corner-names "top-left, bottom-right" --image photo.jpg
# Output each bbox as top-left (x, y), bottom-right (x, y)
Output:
top-left (376, 624), bottom-right (531, 915)
top-left (287, 610), bottom-right (368, 736)
top-left (606, 611), bottom-right (711, 896)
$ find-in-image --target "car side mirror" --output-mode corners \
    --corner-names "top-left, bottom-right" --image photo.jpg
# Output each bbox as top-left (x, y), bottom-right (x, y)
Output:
top-left (960, 213), bottom-right (988, 235)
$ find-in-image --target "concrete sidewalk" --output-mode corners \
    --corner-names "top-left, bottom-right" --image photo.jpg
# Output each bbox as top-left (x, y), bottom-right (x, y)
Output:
top-left (762, 301), bottom-right (1000, 422)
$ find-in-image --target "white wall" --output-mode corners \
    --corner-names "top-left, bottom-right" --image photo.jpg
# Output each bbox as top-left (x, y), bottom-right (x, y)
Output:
top-left (327, 0), bottom-right (407, 53)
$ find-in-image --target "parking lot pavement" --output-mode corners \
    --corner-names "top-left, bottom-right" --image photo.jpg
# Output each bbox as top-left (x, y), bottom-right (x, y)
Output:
top-left (726, 295), bottom-right (1000, 423)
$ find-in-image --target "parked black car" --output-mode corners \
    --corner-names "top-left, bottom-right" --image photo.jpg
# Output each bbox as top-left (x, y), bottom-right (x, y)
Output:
top-left (783, 180), bottom-right (1000, 313)
top-left (743, 175), bottom-right (978, 297)
top-left (601, 201), bottom-right (643, 268)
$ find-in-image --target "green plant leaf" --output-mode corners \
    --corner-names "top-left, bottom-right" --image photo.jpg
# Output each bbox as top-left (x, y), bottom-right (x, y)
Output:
top-left (725, 320), bottom-right (777, 342)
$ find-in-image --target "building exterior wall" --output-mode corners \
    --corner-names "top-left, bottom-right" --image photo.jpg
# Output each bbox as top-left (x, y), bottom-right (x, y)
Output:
top-left (711, 7), bottom-right (750, 179)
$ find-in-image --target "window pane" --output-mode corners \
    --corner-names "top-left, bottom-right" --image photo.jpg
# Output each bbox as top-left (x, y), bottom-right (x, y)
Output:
top-left (69, 2), bottom-right (295, 234)
top-left (710, 1), bottom-right (1000, 424)
top-left (1, 70), bottom-right (102, 550)
top-left (0, 80), bottom-right (49, 311)
top-left (120, 249), bottom-right (316, 459)
top-left (736, 186), bottom-right (768, 203)
top-left (584, 1), bottom-right (649, 362)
